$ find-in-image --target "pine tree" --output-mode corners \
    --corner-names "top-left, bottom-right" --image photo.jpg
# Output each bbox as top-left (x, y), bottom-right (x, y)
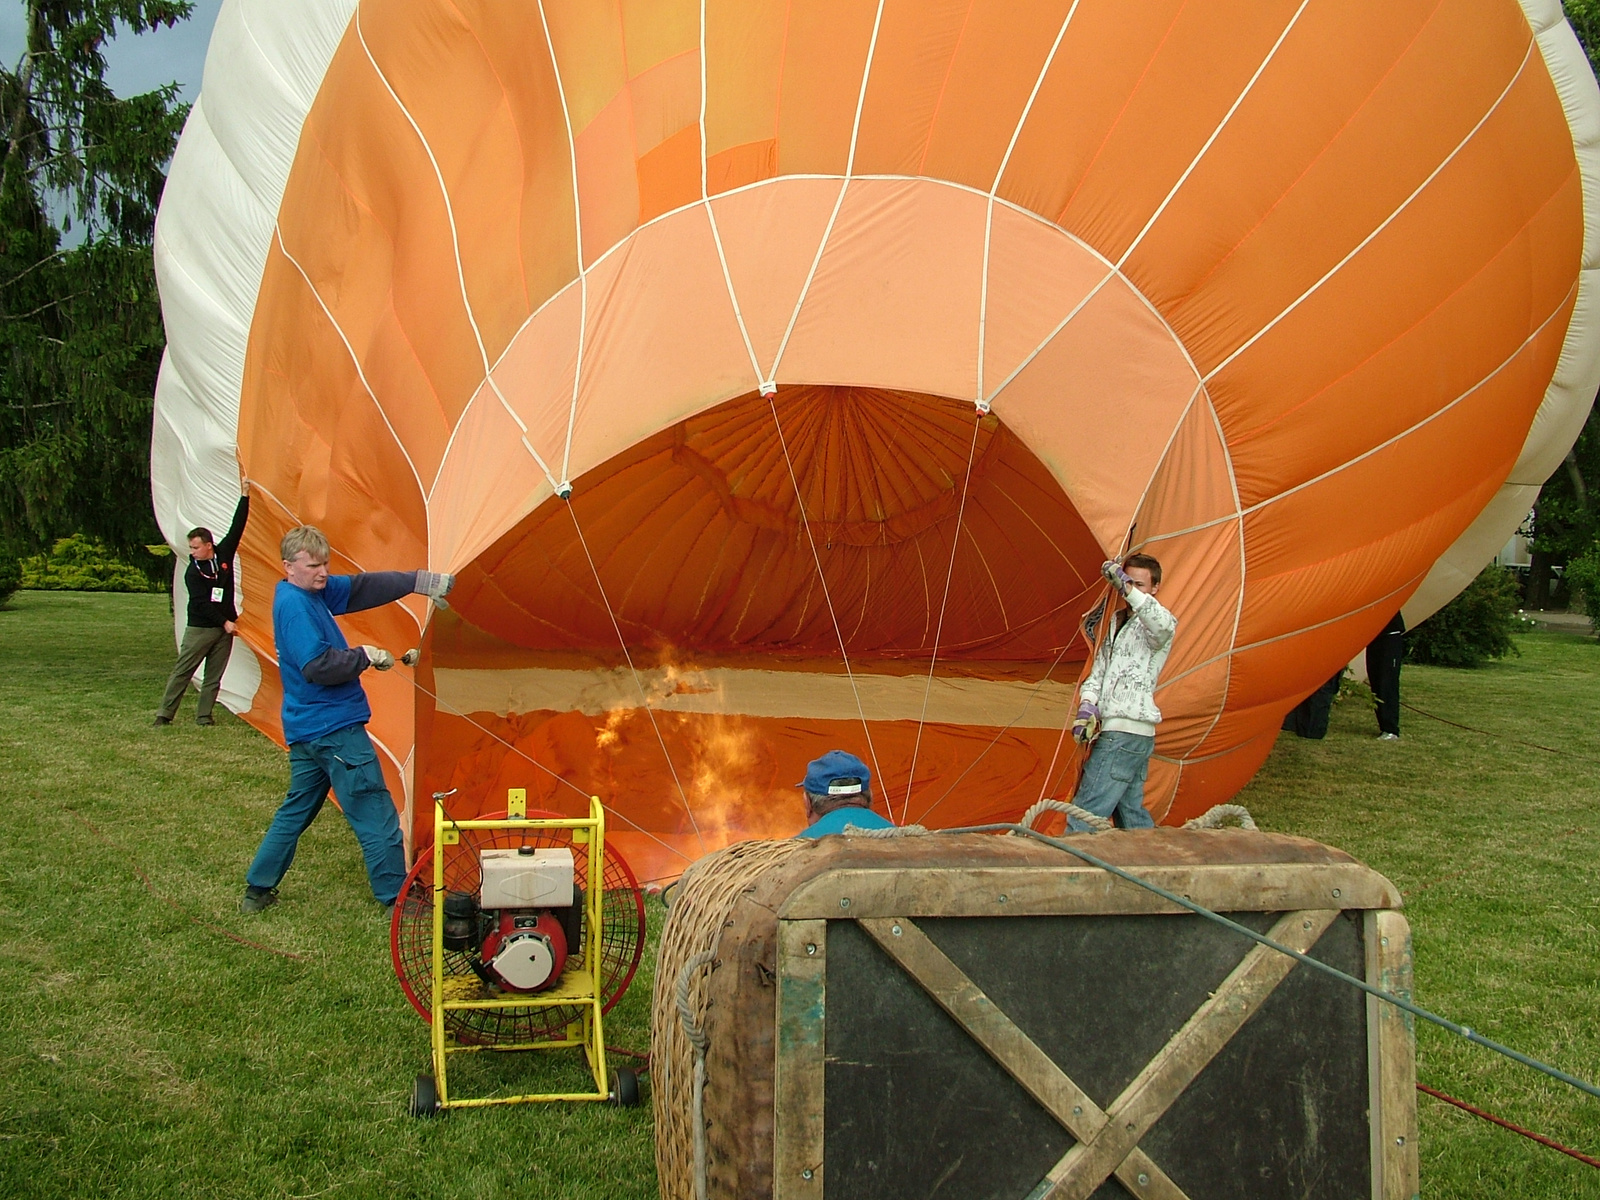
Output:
top-left (0, 1), bottom-right (191, 562)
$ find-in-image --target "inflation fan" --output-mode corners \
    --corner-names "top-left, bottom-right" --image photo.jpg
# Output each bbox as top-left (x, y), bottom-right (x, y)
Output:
top-left (390, 791), bottom-right (646, 1114)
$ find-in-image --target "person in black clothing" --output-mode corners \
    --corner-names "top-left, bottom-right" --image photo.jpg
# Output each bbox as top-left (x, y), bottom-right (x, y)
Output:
top-left (1366, 611), bottom-right (1405, 740)
top-left (1281, 670), bottom-right (1343, 739)
top-left (155, 484), bottom-right (250, 727)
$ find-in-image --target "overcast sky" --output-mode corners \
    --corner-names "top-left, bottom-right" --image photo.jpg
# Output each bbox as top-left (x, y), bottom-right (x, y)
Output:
top-left (0, 0), bottom-right (222, 104)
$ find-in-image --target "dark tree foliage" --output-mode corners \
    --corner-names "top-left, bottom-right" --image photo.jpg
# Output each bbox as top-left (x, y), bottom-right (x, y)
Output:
top-left (1407, 565), bottom-right (1523, 668)
top-left (0, 1), bottom-right (191, 561)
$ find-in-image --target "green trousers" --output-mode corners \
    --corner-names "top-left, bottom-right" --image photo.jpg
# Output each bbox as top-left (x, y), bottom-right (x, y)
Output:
top-left (158, 625), bottom-right (233, 721)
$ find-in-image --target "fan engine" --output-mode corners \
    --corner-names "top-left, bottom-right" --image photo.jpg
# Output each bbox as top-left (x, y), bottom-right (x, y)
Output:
top-left (441, 847), bottom-right (585, 993)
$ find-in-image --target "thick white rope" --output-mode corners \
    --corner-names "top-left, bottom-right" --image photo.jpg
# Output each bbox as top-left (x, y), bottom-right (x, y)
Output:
top-left (1183, 803), bottom-right (1258, 831)
top-left (1018, 796), bottom-right (1113, 833)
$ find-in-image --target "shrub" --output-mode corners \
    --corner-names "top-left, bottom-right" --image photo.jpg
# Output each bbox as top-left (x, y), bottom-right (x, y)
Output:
top-left (0, 549), bottom-right (19, 607)
top-left (1565, 541), bottom-right (1600, 632)
top-left (1407, 564), bottom-right (1522, 667)
top-left (20, 535), bottom-right (164, 593)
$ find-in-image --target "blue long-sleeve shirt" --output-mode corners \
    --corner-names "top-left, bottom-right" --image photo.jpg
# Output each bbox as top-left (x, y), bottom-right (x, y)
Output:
top-left (273, 571), bottom-right (413, 744)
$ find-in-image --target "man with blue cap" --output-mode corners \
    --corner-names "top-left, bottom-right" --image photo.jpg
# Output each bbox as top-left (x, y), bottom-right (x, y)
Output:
top-left (796, 750), bottom-right (894, 838)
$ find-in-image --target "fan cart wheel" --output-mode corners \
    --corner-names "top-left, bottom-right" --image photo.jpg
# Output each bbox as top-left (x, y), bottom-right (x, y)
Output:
top-left (410, 1073), bottom-right (440, 1118)
top-left (610, 1066), bottom-right (640, 1107)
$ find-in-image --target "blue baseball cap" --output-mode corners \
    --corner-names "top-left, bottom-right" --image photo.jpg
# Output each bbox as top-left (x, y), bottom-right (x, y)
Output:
top-left (797, 750), bottom-right (872, 797)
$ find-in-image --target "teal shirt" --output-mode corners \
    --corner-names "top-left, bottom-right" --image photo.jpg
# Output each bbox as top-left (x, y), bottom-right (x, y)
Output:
top-left (797, 806), bottom-right (894, 839)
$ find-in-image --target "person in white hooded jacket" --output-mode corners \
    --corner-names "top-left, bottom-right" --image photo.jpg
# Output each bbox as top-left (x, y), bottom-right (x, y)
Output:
top-left (1068, 553), bottom-right (1177, 831)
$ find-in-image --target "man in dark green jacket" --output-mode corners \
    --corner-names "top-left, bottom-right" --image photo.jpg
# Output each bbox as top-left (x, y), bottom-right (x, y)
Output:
top-left (155, 484), bottom-right (250, 727)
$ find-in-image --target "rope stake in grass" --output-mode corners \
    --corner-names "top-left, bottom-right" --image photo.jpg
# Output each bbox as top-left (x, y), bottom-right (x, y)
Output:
top-left (1418, 1083), bottom-right (1600, 1169)
top-left (66, 809), bottom-right (308, 963)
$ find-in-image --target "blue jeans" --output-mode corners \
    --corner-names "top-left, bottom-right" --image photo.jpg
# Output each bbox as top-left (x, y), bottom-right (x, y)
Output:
top-left (1070, 730), bottom-right (1156, 832)
top-left (246, 723), bottom-right (406, 904)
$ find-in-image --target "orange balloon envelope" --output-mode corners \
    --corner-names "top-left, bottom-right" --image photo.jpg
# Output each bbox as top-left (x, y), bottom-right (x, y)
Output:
top-left (153, 0), bottom-right (1600, 881)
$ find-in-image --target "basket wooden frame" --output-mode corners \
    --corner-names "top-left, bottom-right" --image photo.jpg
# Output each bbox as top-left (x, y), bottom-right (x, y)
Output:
top-left (769, 856), bottom-right (1418, 1200)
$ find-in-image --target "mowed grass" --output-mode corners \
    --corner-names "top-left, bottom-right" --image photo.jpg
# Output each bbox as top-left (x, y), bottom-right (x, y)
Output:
top-left (1237, 630), bottom-right (1600, 1198)
top-left (1, 591), bottom-right (1599, 1198)
top-left (0, 592), bottom-right (657, 1199)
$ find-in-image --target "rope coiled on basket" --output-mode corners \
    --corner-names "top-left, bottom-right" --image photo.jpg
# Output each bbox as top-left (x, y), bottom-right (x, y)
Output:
top-left (675, 950), bottom-right (716, 1200)
top-left (1182, 803), bottom-right (1257, 831)
top-left (1018, 797), bottom-right (1113, 832)
top-left (652, 838), bottom-right (810, 1200)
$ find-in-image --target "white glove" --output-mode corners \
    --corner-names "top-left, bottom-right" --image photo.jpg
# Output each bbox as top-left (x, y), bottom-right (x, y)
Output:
top-left (362, 645), bottom-right (394, 671)
top-left (414, 570), bottom-right (455, 609)
top-left (400, 648), bottom-right (420, 667)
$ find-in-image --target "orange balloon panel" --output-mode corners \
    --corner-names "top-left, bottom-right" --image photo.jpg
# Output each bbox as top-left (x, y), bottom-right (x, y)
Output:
top-left (185, 0), bottom-right (1589, 877)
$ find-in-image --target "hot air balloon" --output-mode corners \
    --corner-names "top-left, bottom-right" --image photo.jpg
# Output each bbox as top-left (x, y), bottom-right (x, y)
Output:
top-left (153, 0), bottom-right (1600, 882)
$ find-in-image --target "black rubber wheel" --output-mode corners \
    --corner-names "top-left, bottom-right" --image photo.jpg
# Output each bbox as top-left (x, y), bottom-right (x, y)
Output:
top-left (409, 1073), bottom-right (440, 1118)
top-left (610, 1066), bottom-right (640, 1107)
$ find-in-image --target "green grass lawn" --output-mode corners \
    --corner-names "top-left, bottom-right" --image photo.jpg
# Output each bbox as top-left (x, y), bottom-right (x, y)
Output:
top-left (1, 590), bottom-right (1598, 1198)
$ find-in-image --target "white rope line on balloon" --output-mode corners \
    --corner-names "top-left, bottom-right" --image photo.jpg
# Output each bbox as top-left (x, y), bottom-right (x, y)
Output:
top-left (399, 668), bottom-right (697, 868)
top-left (243, 478), bottom-right (428, 637)
top-left (704, 207), bottom-right (764, 384)
top-left (355, 3), bottom-right (562, 496)
top-left (910, 635), bottom-right (1080, 828)
top-left (269, 229), bottom-right (427, 505)
top-left (698, 0), bottom-right (764, 387)
top-left (902, 412), bottom-right (984, 822)
top-left (765, 393), bottom-right (888, 798)
top-left (1132, 292), bottom-right (1576, 550)
top-left (1202, 36), bottom-right (1536, 388)
top-left (976, 0), bottom-right (1085, 403)
top-left (1179, 392), bottom-right (1250, 767)
top-left (534, 0), bottom-right (589, 491)
top-left (978, 0), bottom-right (1311, 410)
top-left (766, 0), bottom-right (888, 385)
top-left (561, 500), bottom-right (708, 856)
top-left (1119, 0), bottom-right (1312, 277)
top-left (1155, 572), bottom-right (1421, 696)
top-left (457, 171), bottom-right (1195, 455)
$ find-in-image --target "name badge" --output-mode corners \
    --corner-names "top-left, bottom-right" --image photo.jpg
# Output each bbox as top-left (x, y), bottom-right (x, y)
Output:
top-left (211, 587), bottom-right (225, 604)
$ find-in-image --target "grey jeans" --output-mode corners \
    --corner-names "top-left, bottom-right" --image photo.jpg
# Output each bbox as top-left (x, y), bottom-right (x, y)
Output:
top-left (158, 625), bottom-right (233, 720)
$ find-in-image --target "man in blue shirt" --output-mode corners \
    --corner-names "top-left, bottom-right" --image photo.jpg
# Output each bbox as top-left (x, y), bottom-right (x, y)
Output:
top-left (240, 524), bottom-right (453, 915)
top-left (796, 750), bottom-right (895, 838)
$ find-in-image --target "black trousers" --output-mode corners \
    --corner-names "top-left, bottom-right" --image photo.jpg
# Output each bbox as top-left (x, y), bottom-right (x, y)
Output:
top-left (1365, 612), bottom-right (1406, 736)
top-left (1282, 671), bottom-right (1342, 739)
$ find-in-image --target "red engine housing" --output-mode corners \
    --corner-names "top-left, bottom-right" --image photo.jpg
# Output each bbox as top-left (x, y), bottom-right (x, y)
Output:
top-left (479, 910), bottom-right (568, 992)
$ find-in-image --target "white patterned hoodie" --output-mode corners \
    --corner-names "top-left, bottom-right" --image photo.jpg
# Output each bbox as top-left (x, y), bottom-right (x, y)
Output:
top-left (1079, 588), bottom-right (1178, 738)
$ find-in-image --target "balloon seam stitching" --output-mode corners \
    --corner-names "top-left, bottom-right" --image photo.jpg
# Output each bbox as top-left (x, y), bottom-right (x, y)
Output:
top-left (903, 413), bottom-right (984, 821)
top-left (1139, 291), bottom-right (1575, 549)
top-left (1113, 0), bottom-right (1314, 274)
top-left (1156, 572), bottom-right (1421, 698)
top-left (1202, 37), bottom-right (1538, 386)
top-left (563, 503), bottom-right (708, 855)
top-left (270, 229), bottom-right (428, 507)
top-left (534, 0), bottom-right (589, 488)
top-left (767, 0), bottom-right (887, 381)
top-left (355, 3), bottom-right (560, 496)
top-left (765, 394), bottom-right (888, 801)
top-left (978, 0), bottom-right (1087, 402)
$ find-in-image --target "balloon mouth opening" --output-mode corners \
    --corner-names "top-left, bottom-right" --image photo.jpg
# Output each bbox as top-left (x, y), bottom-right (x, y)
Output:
top-left (414, 385), bottom-right (1109, 866)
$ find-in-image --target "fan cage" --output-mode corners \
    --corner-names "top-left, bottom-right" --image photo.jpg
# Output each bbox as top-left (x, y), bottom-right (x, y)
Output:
top-left (390, 809), bottom-right (646, 1045)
